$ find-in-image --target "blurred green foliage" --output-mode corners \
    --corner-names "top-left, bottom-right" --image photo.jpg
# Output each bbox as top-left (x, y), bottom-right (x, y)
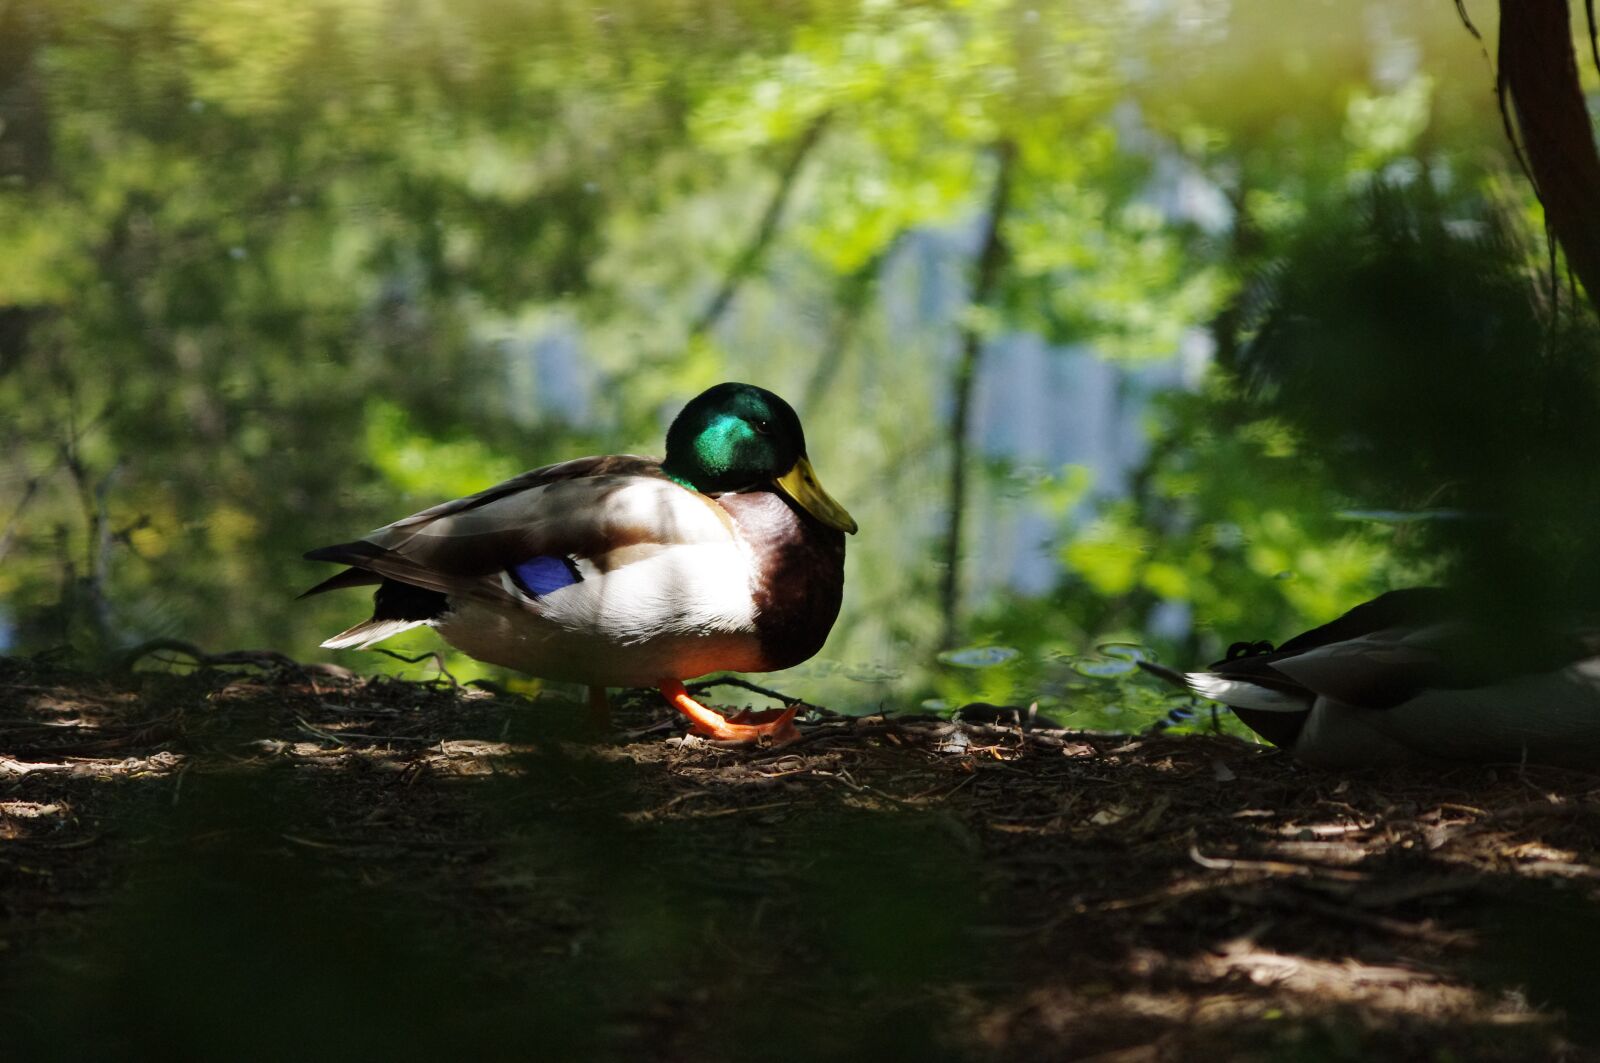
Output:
top-left (0, 0), bottom-right (1577, 728)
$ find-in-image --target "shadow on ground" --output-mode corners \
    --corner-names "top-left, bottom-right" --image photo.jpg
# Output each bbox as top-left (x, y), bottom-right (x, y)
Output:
top-left (3, 655), bottom-right (1599, 1061)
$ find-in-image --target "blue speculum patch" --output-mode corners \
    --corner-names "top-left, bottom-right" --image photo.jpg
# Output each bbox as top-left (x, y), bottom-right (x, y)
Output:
top-left (510, 555), bottom-right (582, 597)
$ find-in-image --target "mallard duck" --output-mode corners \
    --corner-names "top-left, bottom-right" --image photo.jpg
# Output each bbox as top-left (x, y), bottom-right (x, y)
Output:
top-left (1177, 588), bottom-right (1600, 768)
top-left (301, 382), bottom-right (857, 744)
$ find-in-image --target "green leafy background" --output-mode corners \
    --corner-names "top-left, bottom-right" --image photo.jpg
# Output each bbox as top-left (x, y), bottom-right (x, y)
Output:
top-left (0, 0), bottom-right (1578, 736)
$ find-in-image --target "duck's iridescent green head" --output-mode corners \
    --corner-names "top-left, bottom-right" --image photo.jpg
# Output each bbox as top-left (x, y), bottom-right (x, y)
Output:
top-left (662, 382), bottom-right (857, 534)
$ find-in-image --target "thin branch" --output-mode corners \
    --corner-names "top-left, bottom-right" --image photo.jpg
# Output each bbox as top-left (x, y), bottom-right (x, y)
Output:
top-left (938, 140), bottom-right (1017, 650)
top-left (1494, 26), bottom-right (1540, 194)
top-left (686, 676), bottom-right (803, 705)
top-left (116, 638), bottom-right (334, 676)
top-left (688, 111), bottom-right (832, 339)
top-left (0, 474), bottom-right (45, 564)
top-left (369, 646), bottom-right (460, 687)
top-left (800, 235), bottom-right (899, 415)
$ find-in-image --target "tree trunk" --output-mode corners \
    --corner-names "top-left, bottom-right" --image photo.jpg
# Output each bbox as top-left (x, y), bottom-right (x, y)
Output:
top-left (1498, 0), bottom-right (1600, 318)
top-left (938, 141), bottom-right (1015, 650)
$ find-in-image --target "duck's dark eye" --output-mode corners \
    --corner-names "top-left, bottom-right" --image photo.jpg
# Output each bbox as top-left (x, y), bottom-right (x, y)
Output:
top-left (750, 419), bottom-right (772, 436)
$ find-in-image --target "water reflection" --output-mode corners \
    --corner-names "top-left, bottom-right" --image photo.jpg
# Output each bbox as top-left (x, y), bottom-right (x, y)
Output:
top-left (936, 645), bottom-right (1021, 668)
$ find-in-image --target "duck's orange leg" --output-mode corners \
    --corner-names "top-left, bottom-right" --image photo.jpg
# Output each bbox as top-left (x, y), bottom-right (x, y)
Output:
top-left (587, 685), bottom-right (611, 730)
top-left (659, 679), bottom-right (798, 744)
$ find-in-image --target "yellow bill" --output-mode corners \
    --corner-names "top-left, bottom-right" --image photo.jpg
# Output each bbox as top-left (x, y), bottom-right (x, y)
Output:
top-left (775, 456), bottom-right (858, 534)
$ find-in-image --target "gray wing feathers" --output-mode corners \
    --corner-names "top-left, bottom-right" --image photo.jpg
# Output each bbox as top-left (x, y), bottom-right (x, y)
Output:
top-left (306, 455), bottom-right (732, 611)
top-left (1269, 634), bottom-right (1448, 710)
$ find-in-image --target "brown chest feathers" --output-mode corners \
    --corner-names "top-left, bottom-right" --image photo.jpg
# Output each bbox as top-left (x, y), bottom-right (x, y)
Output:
top-left (715, 490), bottom-right (846, 671)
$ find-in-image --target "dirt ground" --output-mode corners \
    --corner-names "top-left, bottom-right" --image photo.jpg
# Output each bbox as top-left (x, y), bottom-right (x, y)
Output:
top-left (3, 652), bottom-right (1600, 1061)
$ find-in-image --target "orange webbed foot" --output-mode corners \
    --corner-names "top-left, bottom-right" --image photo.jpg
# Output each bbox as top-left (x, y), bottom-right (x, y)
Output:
top-left (660, 680), bottom-right (799, 745)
